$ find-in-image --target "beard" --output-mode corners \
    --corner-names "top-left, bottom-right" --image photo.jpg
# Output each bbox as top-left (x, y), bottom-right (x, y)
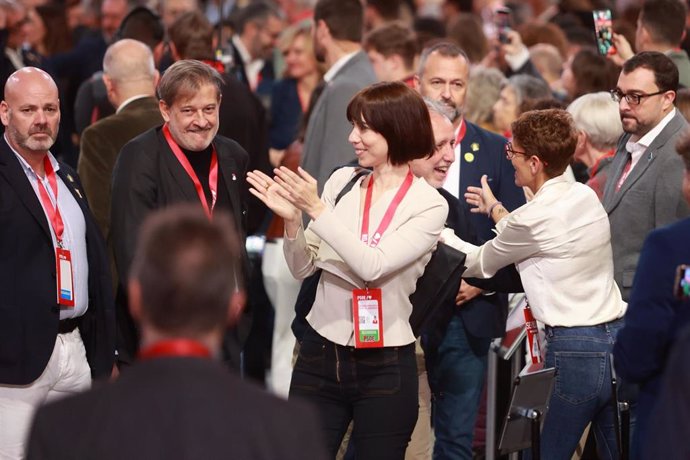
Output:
top-left (11, 126), bottom-right (57, 152)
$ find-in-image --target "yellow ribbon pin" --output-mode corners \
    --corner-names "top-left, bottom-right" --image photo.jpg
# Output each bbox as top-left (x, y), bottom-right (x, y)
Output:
top-left (471, 143), bottom-right (479, 151)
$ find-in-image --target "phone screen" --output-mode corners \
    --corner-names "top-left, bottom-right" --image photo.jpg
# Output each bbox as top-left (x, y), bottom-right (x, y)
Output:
top-left (593, 9), bottom-right (614, 55)
top-left (674, 265), bottom-right (690, 300)
top-left (495, 8), bottom-right (512, 44)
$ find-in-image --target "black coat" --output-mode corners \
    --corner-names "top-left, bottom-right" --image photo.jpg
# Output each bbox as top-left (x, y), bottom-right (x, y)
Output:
top-left (110, 127), bottom-right (249, 365)
top-left (0, 140), bottom-right (115, 384)
top-left (27, 357), bottom-right (328, 460)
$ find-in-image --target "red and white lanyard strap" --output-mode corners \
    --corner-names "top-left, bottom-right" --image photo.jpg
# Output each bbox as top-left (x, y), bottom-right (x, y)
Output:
top-left (36, 156), bottom-right (65, 246)
top-left (163, 124), bottom-right (219, 219)
top-left (454, 119), bottom-right (466, 147)
top-left (360, 169), bottom-right (414, 248)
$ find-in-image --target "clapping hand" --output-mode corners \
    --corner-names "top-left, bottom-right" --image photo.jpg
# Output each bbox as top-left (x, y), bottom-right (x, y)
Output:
top-left (247, 170), bottom-right (301, 223)
top-left (273, 166), bottom-right (325, 220)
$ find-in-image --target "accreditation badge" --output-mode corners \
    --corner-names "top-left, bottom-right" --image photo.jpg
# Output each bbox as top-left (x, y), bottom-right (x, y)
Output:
top-left (56, 247), bottom-right (75, 307)
top-left (352, 288), bottom-right (384, 348)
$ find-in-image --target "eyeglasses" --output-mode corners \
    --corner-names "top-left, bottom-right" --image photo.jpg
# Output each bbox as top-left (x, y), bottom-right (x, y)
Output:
top-left (610, 89), bottom-right (666, 106)
top-left (505, 142), bottom-right (529, 160)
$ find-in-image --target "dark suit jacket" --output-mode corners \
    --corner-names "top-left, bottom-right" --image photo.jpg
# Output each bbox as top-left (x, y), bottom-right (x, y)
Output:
top-left (602, 111), bottom-right (690, 301)
top-left (27, 357), bottom-right (328, 460)
top-left (613, 217), bottom-right (690, 452)
top-left (0, 140), bottom-right (115, 385)
top-left (452, 122), bottom-right (525, 339)
top-left (110, 128), bottom-right (249, 364)
top-left (78, 96), bottom-right (163, 241)
top-left (643, 322), bottom-right (690, 460)
top-left (228, 41), bottom-right (275, 101)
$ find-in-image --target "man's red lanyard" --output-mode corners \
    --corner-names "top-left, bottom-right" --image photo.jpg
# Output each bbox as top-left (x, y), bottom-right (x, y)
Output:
top-left (139, 339), bottom-right (212, 360)
top-left (163, 124), bottom-right (218, 219)
top-left (360, 169), bottom-right (414, 247)
top-left (454, 119), bottom-right (467, 148)
top-left (36, 156), bottom-right (65, 246)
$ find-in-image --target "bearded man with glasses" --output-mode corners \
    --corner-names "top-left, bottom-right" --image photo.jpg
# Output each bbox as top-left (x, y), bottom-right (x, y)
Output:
top-left (604, 51), bottom-right (690, 458)
top-left (602, 51), bottom-right (689, 304)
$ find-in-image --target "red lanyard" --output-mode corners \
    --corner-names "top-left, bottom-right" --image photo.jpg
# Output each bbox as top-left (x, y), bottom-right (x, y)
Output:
top-left (454, 119), bottom-right (466, 148)
top-left (36, 156), bottom-right (65, 245)
top-left (138, 339), bottom-right (212, 360)
top-left (361, 169), bottom-right (414, 248)
top-left (163, 124), bottom-right (219, 219)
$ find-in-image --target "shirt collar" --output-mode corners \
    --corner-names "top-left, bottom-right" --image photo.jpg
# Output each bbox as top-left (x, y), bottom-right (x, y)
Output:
top-left (232, 35), bottom-right (254, 66)
top-left (533, 172), bottom-right (570, 198)
top-left (627, 108), bottom-right (676, 152)
top-left (116, 94), bottom-right (150, 114)
top-left (324, 51), bottom-right (357, 83)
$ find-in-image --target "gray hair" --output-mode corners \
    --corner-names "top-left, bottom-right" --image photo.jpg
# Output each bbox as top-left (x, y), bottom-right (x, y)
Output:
top-left (424, 97), bottom-right (453, 123)
top-left (502, 74), bottom-right (551, 109)
top-left (465, 66), bottom-right (506, 125)
top-left (567, 91), bottom-right (623, 151)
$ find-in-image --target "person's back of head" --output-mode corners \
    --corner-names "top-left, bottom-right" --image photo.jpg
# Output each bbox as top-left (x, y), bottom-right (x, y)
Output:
top-left (103, 38), bottom-right (157, 84)
top-left (128, 205), bottom-right (245, 341)
top-left (569, 48), bottom-right (621, 100)
top-left (168, 10), bottom-right (214, 61)
top-left (446, 13), bottom-right (488, 64)
top-left (363, 21), bottom-right (418, 75)
top-left (517, 22), bottom-right (568, 59)
top-left (465, 66), bottom-right (506, 128)
top-left (314, 0), bottom-right (364, 43)
top-left (639, 0), bottom-right (687, 48)
top-left (529, 43), bottom-right (563, 85)
top-left (115, 6), bottom-right (165, 51)
top-left (567, 91), bottom-right (623, 152)
top-left (506, 74), bottom-right (552, 114)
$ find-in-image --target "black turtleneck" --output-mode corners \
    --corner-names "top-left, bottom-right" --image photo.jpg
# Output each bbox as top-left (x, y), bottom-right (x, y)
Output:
top-left (181, 145), bottom-right (231, 211)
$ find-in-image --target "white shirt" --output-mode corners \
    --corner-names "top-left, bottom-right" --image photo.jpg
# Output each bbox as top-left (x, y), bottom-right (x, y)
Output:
top-left (10, 141), bottom-right (89, 319)
top-left (625, 108), bottom-right (676, 172)
top-left (324, 51), bottom-right (357, 83)
top-left (232, 35), bottom-right (265, 91)
top-left (444, 173), bottom-right (626, 326)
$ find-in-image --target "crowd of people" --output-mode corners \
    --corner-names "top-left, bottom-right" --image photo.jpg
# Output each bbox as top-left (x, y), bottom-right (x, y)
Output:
top-left (2, 0), bottom-right (690, 458)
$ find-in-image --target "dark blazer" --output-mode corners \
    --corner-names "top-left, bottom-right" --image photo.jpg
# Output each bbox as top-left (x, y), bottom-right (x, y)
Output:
top-left (452, 122), bottom-right (525, 339)
top-left (0, 140), bottom-right (115, 385)
top-left (613, 216), bottom-right (690, 453)
top-left (27, 357), bottom-right (328, 460)
top-left (110, 127), bottom-right (249, 364)
top-left (228, 41), bottom-right (275, 101)
top-left (269, 78), bottom-right (302, 150)
top-left (602, 111), bottom-right (690, 301)
top-left (643, 323), bottom-right (690, 460)
top-left (78, 96), bottom-right (163, 241)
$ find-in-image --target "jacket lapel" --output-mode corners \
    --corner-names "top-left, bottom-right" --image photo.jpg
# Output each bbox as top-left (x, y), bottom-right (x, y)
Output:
top-left (0, 140), bottom-right (52, 241)
top-left (216, 144), bottom-right (243, 229)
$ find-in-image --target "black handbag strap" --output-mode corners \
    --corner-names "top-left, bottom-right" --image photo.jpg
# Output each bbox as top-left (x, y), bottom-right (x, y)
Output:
top-left (335, 168), bottom-right (370, 205)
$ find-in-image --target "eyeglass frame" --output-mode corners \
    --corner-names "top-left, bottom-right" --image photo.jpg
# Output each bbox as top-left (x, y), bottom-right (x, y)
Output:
top-left (610, 88), bottom-right (668, 106)
top-left (505, 142), bottom-right (529, 160)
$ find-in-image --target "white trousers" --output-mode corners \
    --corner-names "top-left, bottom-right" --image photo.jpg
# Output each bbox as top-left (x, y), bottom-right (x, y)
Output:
top-left (262, 239), bottom-right (301, 398)
top-left (0, 329), bottom-right (91, 460)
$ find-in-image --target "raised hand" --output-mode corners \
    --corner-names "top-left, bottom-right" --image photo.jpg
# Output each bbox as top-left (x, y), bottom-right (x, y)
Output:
top-left (247, 170), bottom-right (301, 223)
top-left (273, 166), bottom-right (325, 220)
top-left (465, 174), bottom-right (498, 215)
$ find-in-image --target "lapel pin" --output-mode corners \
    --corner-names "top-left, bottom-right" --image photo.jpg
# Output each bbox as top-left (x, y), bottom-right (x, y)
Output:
top-left (232, 173), bottom-right (237, 181)
top-left (464, 152), bottom-right (475, 163)
top-left (471, 143), bottom-right (479, 152)
top-left (75, 189), bottom-right (82, 199)
top-left (66, 174), bottom-right (74, 183)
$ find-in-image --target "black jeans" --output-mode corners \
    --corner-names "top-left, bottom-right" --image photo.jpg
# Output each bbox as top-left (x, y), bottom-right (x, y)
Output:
top-left (289, 326), bottom-right (418, 460)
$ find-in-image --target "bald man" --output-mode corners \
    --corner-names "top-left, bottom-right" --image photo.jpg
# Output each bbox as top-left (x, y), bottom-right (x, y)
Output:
top-left (78, 38), bottom-right (162, 242)
top-left (0, 67), bottom-right (115, 459)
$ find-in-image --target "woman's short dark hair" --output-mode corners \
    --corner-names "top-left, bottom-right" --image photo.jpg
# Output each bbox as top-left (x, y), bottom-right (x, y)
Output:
top-left (511, 109), bottom-right (577, 177)
top-left (347, 81), bottom-right (435, 165)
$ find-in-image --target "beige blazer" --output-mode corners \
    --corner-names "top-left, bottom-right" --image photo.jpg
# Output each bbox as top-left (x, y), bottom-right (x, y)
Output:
top-left (284, 167), bottom-right (448, 346)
